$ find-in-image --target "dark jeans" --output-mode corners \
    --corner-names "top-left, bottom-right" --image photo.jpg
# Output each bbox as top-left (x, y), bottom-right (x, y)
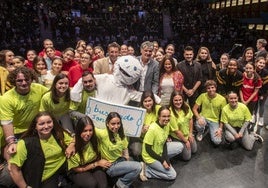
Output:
top-left (69, 167), bottom-right (108, 188)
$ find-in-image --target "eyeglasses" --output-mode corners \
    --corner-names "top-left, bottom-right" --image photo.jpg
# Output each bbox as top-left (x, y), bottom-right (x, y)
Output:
top-left (16, 79), bottom-right (31, 83)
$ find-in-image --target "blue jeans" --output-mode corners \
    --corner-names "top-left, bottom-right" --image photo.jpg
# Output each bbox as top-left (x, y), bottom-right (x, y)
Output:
top-left (144, 142), bottom-right (182, 180)
top-left (145, 160), bottom-right (177, 180)
top-left (195, 117), bottom-right (222, 145)
top-left (167, 141), bottom-right (184, 158)
top-left (106, 158), bottom-right (141, 188)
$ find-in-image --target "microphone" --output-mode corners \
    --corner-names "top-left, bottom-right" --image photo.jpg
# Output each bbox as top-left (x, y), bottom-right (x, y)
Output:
top-left (234, 43), bottom-right (242, 47)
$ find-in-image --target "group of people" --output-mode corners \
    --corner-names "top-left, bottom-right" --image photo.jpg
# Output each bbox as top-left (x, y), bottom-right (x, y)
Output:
top-left (0, 37), bottom-right (267, 188)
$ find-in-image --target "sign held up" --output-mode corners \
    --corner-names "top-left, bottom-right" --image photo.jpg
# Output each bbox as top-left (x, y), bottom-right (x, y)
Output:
top-left (85, 97), bottom-right (146, 137)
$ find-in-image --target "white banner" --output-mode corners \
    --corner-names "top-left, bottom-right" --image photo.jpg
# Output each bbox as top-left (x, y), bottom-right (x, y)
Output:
top-left (85, 97), bottom-right (146, 137)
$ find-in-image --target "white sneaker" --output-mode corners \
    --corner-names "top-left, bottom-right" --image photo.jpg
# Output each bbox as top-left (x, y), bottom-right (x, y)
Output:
top-left (254, 133), bottom-right (264, 143)
top-left (196, 132), bottom-right (203, 141)
top-left (139, 162), bottom-right (148, 182)
top-left (251, 115), bottom-right (256, 123)
top-left (258, 117), bottom-right (264, 127)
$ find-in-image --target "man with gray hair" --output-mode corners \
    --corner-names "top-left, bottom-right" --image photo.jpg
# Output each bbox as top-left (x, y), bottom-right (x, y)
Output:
top-left (255, 38), bottom-right (267, 58)
top-left (133, 41), bottom-right (159, 95)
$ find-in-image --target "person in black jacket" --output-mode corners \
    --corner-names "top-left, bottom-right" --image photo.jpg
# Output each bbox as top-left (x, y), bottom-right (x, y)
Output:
top-left (9, 111), bottom-right (74, 188)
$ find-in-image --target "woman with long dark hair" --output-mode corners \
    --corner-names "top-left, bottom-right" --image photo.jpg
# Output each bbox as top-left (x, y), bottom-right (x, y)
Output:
top-left (95, 112), bottom-right (142, 188)
top-left (169, 91), bottom-right (197, 161)
top-left (68, 116), bottom-right (108, 188)
top-left (9, 111), bottom-right (74, 188)
top-left (40, 73), bottom-right (73, 132)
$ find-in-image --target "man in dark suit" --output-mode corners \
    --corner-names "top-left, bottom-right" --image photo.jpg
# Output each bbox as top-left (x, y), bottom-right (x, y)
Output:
top-left (133, 41), bottom-right (159, 95)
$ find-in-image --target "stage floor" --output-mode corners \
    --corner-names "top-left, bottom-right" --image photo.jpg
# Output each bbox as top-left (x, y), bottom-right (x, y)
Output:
top-left (133, 126), bottom-right (268, 188)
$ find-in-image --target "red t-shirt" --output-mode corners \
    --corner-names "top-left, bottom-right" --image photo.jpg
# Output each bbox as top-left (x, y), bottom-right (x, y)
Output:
top-left (62, 60), bottom-right (78, 73)
top-left (68, 65), bottom-right (93, 87)
top-left (38, 49), bottom-right (62, 57)
top-left (241, 73), bottom-right (262, 102)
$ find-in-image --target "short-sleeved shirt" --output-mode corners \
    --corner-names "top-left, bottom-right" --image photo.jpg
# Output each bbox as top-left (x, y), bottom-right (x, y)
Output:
top-left (95, 128), bottom-right (128, 163)
top-left (195, 93), bottom-right (226, 122)
top-left (68, 142), bottom-right (97, 170)
top-left (0, 83), bottom-right (48, 134)
top-left (241, 73), bottom-right (262, 102)
top-left (221, 102), bottom-right (251, 128)
top-left (143, 105), bottom-right (161, 126)
top-left (9, 133), bottom-right (72, 181)
top-left (69, 90), bottom-right (95, 114)
top-left (169, 107), bottom-right (193, 140)
top-left (40, 92), bottom-right (70, 117)
top-left (142, 122), bottom-right (170, 164)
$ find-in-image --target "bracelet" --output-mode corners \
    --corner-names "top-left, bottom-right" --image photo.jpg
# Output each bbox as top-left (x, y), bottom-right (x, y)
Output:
top-left (218, 128), bottom-right (222, 131)
top-left (5, 135), bottom-right (15, 142)
top-left (7, 139), bottom-right (17, 146)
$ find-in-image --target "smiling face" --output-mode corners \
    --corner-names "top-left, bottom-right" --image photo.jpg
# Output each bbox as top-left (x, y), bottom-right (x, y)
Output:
top-left (86, 45), bottom-right (93, 55)
top-left (63, 50), bottom-right (74, 63)
top-left (81, 124), bottom-right (94, 142)
top-left (56, 77), bottom-right (69, 95)
top-left (82, 74), bottom-right (95, 92)
top-left (51, 59), bottom-right (63, 74)
top-left (245, 49), bottom-right (254, 61)
top-left (27, 50), bottom-right (37, 61)
top-left (220, 54), bottom-right (229, 68)
top-left (120, 45), bottom-right (128, 56)
top-left (227, 60), bottom-right (238, 74)
top-left (141, 46), bottom-right (153, 63)
top-left (173, 95), bottom-right (183, 110)
top-left (80, 53), bottom-right (91, 67)
top-left (13, 58), bottom-right (25, 68)
top-left (94, 48), bottom-right (104, 59)
top-left (155, 51), bottom-right (164, 62)
top-left (143, 96), bottom-right (154, 112)
top-left (44, 40), bottom-right (53, 48)
top-left (158, 109), bottom-right (170, 126)
top-left (206, 85), bottom-right (217, 98)
top-left (5, 51), bottom-right (14, 64)
top-left (15, 73), bottom-right (32, 95)
top-left (245, 63), bottom-right (254, 77)
top-left (199, 49), bottom-right (208, 60)
top-left (256, 58), bottom-right (266, 70)
top-left (45, 48), bottom-right (56, 59)
top-left (107, 117), bottom-right (121, 133)
top-left (184, 50), bottom-right (194, 62)
top-left (228, 92), bottom-right (238, 108)
top-left (35, 115), bottom-right (54, 139)
top-left (165, 45), bottom-right (175, 56)
top-left (109, 47), bottom-right (120, 63)
top-left (127, 46), bottom-right (135, 55)
top-left (36, 60), bottom-right (46, 73)
top-left (164, 59), bottom-right (173, 73)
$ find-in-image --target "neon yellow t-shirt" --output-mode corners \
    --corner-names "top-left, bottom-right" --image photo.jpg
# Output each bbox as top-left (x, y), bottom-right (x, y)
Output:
top-left (142, 122), bottom-right (170, 164)
top-left (68, 142), bottom-right (97, 170)
top-left (95, 128), bottom-right (128, 163)
top-left (9, 132), bottom-right (72, 182)
top-left (169, 107), bottom-right (193, 140)
top-left (40, 92), bottom-right (70, 117)
top-left (0, 83), bottom-right (48, 134)
top-left (221, 102), bottom-right (251, 128)
top-left (143, 105), bottom-right (161, 126)
top-left (195, 93), bottom-right (226, 122)
top-left (69, 90), bottom-right (95, 113)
